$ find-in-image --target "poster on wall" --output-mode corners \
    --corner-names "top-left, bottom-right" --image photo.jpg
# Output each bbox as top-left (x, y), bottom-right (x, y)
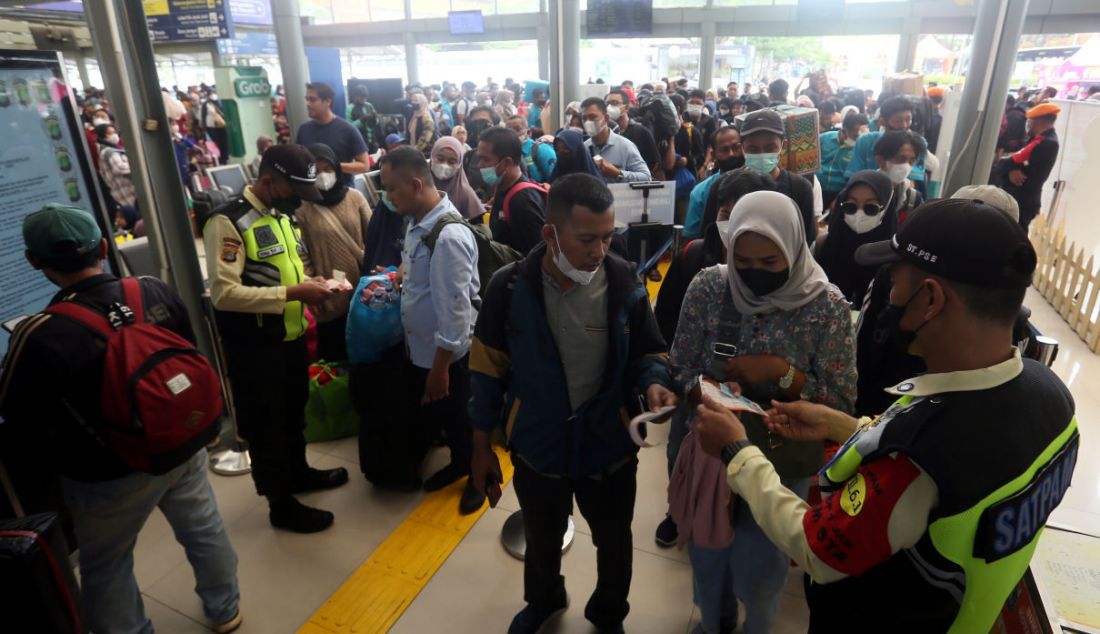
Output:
top-left (0, 50), bottom-right (110, 353)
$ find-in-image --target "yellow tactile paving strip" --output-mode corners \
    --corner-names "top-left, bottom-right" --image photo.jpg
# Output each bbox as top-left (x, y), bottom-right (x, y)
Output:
top-left (299, 445), bottom-right (515, 634)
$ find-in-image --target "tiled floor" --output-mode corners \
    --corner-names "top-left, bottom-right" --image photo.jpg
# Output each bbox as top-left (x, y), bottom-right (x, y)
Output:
top-left (133, 288), bottom-right (1099, 633)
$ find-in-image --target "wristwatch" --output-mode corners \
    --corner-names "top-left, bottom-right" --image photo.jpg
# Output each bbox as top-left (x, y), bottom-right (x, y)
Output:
top-left (778, 361), bottom-right (796, 390)
top-left (720, 439), bottom-right (753, 466)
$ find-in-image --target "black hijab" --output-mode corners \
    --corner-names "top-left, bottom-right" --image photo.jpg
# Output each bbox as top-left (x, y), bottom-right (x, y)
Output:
top-left (816, 169), bottom-right (897, 305)
top-left (307, 143), bottom-right (349, 207)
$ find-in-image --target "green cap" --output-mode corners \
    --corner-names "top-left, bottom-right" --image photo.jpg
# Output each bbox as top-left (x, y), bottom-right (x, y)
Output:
top-left (23, 204), bottom-right (101, 261)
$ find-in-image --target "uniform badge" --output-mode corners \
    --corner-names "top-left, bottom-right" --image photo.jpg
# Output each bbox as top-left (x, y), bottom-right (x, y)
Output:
top-left (221, 239), bottom-right (240, 263)
top-left (253, 225), bottom-right (278, 248)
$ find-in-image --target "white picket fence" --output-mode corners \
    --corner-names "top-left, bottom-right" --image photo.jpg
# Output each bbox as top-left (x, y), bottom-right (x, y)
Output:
top-left (1031, 215), bottom-right (1100, 354)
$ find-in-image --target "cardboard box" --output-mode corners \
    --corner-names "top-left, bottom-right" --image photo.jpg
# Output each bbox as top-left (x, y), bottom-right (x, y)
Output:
top-left (737, 105), bottom-right (821, 175)
top-left (884, 72), bottom-right (925, 97)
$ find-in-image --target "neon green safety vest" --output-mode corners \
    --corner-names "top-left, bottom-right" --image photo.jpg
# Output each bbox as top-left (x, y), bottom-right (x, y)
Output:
top-left (231, 207), bottom-right (308, 342)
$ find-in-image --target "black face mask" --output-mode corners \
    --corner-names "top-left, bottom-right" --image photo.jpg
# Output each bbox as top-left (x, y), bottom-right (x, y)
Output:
top-left (883, 284), bottom-right (929, 352)
top-left (271, 196), bottom-right (301, 215)
top-left (717, 156), bottom-right (745, 173)
top-left (467, 119), bottom-right (491, 147)
top-left (736, 266), bottom-right (789, 297)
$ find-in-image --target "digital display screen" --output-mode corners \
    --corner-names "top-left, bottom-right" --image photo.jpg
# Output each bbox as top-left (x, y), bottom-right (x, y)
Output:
top-left (586, 0), bottom-right (652, 37)
top-left (449, 10), bottom-right (484, 36)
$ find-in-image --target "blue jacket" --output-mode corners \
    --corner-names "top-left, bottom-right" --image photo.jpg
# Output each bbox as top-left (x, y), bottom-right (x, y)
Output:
top-left (468, 243), bottom-right (673, 477)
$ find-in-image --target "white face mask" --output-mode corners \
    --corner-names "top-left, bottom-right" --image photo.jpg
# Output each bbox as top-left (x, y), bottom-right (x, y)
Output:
top-left (719, 108), bottom-right (730, 116)
top-left (886, 162), bottom-right (911, 184)
top-left (431, 162), bottom-right (456, 181)
top-left (843, 136), bottom-right (857, 147)
top-left (715, 220), bottom-right (731, 244)
top-left (316, 172), bottom-right (337, 191)
top-left (606, 105), bottom-right (622, 121)
top-left (583, 119), bottom-right (604, 138)
top-left (551, 225), bottom-right (600, 285)
top-left (105, 134), bottom-right (120, 145)
top-left (92, 117), bottom-right (110, 126)
top-left (843, 208), bottom-right (885, 234)
top-left (687, 103), bottom-right (705, 117)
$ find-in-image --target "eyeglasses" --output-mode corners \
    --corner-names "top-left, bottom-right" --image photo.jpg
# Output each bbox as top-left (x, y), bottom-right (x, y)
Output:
top-left (838, 201), bottom-right (885, 216)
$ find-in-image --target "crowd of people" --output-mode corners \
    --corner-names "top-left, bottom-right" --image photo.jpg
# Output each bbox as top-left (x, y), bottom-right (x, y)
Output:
top-left (0, 70), bottom-right (1081, 634)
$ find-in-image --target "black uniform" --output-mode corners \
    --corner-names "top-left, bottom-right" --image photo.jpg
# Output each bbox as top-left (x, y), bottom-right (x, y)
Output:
top-left (994, 128), bottom-right (1059, 229)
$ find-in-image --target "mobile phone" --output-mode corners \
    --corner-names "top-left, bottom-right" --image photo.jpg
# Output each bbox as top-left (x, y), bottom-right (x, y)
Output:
top-left (713, 342), bottom-right (739, 358)
top-left (2, 315), bottom-right (30, 334)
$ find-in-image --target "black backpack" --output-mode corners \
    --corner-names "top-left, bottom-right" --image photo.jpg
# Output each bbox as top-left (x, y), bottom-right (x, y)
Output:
top-left (638, 94), bottom-right (679, 139)
top-left (422, 213), bottom-right (522, 299)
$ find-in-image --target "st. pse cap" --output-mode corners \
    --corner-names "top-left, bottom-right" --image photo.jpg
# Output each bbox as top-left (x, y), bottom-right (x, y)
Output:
top-left (260, 143), bottom-right (322, 202)
top-left (739, 109), bottom-right (786, 137)
top-left (23, 203), bottom-right (101, 261)
top-left (854, 198), bottom-right (1037, 289)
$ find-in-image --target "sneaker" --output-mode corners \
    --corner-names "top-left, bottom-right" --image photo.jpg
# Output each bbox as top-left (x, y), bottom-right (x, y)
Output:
top-left (654, 515), bottom-right (678, 548)
top-left (458, 478), bottom-right (486, 515)
top-left (211, 610), bottom-right (242, 633)
top-left (507, 596), bottom-right (569, 634)
top-left (269, 497), bottom-right (334, 533)
top-left (423, 463), bottom-right (466, 492)
top-left (290, 467), bottom-right (349, 493)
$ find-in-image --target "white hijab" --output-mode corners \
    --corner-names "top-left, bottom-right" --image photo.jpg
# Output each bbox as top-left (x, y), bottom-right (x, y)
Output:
top-left (723, 190), bottom-right (831, 315)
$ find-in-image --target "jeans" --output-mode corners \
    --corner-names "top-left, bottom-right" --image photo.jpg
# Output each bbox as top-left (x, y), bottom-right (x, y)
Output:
top-left (687, 477), bottom-right (812, 634)
top-left (62, 449), bottom-right (240, 634)
top-left (512, 456), bottom-right (637, 630)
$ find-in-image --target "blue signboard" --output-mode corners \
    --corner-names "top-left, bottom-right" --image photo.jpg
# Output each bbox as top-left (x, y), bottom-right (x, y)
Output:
top-left (146, 0), bottom-right (235, 43)
top-left (217, 31), bottom-right (278, 56)
top-left (228, 0), bottom-right (272, 25)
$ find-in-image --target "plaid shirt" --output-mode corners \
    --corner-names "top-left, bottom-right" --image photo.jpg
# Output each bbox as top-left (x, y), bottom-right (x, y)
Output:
top-left (98, 145), bottom-right (136, 207)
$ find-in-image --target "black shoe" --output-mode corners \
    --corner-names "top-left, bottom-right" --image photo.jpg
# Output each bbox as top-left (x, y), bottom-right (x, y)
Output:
top-left (423, 463), bottom-right (466, 492)
top-left (269, 497), bottom-right (334, 533)
top-left (654, 515), bottom-right (678, 548)
top-left (507, 597), bottom-right (569, 634)
top-left (458, 478), bottom-right (486, 515)
top-left (290, 467), bottom-right (349, 494)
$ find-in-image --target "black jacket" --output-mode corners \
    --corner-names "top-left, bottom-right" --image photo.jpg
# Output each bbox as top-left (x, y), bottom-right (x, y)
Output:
top-left (995, 128), bottom-right (1059, 213)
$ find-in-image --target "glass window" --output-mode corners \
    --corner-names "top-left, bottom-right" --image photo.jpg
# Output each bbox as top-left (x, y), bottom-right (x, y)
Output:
top-left (498, 0), bottom-right (540, 14)
top-left (416, 42), bottom-right (539, 86)
top-left (367, 0), bottom-right (406, 21)
top-left (410, 0), bottom-right (450, 18)
top-left (299, 0), bottom-right (335, 24)
top-left (344, 46), bottom-right (410, 82)
top-left (578, 38), bottom-right (700, 85)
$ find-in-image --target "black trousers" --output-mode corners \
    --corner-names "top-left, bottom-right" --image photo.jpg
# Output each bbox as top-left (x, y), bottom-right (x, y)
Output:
top-left (316, 315), bottom-right (348, 362)
top-left (223, 337), bottom-right (310, 498)
top-left (512, 456), bottom-right (637, 630)
top-left (408, 355), bottom-right (472, 474)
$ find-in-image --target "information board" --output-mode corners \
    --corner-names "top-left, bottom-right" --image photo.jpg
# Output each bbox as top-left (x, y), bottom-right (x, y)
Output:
top-left (145, 0), bottom-right (234, 43)
top-left (0, 51), bottom-right (109, 353)
top-left (227, 0), bottom-right (272, 25)
top-left (216, 31), bottom-right (278, 56)
top-left (586, 0), bottom-right (652, 37)
top-left (606, 182), bottom-right (675, 225)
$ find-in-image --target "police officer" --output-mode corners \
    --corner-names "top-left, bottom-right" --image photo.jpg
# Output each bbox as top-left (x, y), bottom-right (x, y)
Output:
top-left (203, 143), bottom-right (350, 533)
top-left (694, 199), bottom-right (1078, 633)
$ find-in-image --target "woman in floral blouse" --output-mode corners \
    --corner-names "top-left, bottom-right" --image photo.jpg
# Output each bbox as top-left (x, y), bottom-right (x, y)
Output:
top-left (668, 190), bottom-right (856, 634)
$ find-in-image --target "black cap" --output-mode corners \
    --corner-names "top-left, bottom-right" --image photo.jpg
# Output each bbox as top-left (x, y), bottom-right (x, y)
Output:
top-left (259, 144), bottom-right (321, 202)
top-left (739, 109), bottom-right (785, 137)
top-left (854, 199), bottom-right (1037, 289)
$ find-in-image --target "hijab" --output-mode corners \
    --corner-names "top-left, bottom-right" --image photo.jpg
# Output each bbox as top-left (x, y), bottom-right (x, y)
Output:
top-left (724, 190), bottom-right (830, 315)
top-left (549, 128), bottom-right (602, 182)
top-left (431, 136), bottom-right (483, 219)
top-left (815, 170), bottom-right (896, 305)
top-left (307, 143), bottom-right (348, 207)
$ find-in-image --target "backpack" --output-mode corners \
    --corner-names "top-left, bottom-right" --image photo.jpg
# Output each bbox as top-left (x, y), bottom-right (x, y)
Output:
top-left (503, 180), bottom-right (550, 223)
top-left (637, 94), bottom-right (679, 139)
top-left (45, 278), bottom-right (222, 474)
top-left (423, 213), bottom-right (522, 299)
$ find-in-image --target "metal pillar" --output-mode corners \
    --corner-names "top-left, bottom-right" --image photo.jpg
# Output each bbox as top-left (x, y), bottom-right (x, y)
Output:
top-left (549, 0), bottom-right (580, 126)
top-left (942, 0), bottom-right (1029, 195)
top-left (404, 32), bottom-right (419, 85)
top-left (82, 0), bottom-right (215, 362)
top-left (699, 21), bottom-right (716, 92)
top-left (537, 24), bottom-right (550, 81)
top-left (895, 20), bottom-right (920, 72)
top-left (75, 52), bottom-right (92, 90)
top-left (272, 0), bottom-right (311, 136)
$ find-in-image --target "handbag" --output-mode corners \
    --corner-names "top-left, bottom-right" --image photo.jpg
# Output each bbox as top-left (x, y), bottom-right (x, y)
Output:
top-left (709, 284), bottom-right (824, 479)
top-left (303, 362), bottom-right (359, 443)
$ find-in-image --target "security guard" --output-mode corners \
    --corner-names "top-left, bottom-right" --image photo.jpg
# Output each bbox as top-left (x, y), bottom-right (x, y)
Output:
top-left (203, 143), bottom-right (349, 533)
top-left (994, 102), bottom-right (1060, 231)
top-left (694, 199), bottom-right (1078, 633)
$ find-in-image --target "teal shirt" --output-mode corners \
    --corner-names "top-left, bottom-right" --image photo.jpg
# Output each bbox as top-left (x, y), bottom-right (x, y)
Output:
top-left (522, 137), bottom-right (557, 184)
top-left (819, 131), bottom-right (856, 193)
top-left (682, 172), bottom-right (720, 239)
top-left (846, 130), bottom-right (927, 181)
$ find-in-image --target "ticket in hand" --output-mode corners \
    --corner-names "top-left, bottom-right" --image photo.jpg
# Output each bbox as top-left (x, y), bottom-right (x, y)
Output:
top-left (628, 405), bottom-right (677, 447)
top-left (690, 375), bottom-right (767, 416)
top-left (325, 270), bottom-right (353, 291)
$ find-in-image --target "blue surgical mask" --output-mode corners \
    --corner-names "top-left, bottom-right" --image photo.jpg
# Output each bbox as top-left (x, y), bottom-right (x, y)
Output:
top-left (480, 163), bottom-right (501, 187)
top-left (381, 191), bottom-right (396, 211)
top-left (744, 152), bottom-right (780, 174)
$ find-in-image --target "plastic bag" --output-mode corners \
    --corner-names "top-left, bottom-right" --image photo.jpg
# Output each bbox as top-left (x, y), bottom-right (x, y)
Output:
top-left (304, 362), bottom-right (358, 443)
top-left (346, 267), bottom-right (403, 364)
